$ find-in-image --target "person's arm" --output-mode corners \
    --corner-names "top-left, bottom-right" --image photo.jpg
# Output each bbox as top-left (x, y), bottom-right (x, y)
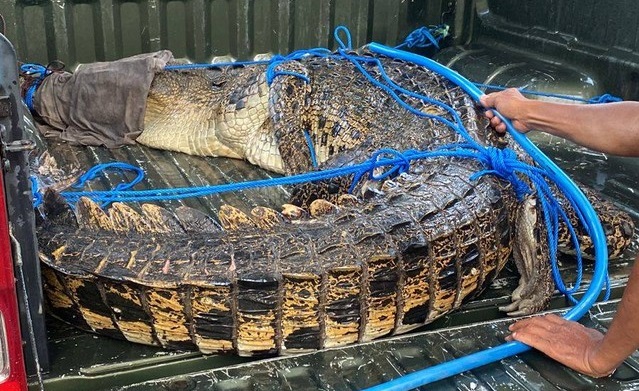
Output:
top-left (480, 89), bottom-right (639, 157)
top-left (481, 89), bottom-right (639, 376)
top-left (506, 254), bottom-right (639, 377)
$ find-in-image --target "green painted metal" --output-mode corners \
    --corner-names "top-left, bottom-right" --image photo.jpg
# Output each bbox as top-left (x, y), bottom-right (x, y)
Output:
top-left (0, 0), bottom-right (450, 67)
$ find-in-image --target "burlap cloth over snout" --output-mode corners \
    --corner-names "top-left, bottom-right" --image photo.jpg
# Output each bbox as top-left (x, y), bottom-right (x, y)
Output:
top-left (33, 51), bottom-right (174, 148)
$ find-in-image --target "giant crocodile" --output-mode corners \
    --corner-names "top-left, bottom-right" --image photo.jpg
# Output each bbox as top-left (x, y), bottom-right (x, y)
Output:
top-left (34, 51), bottom-right (635, 355)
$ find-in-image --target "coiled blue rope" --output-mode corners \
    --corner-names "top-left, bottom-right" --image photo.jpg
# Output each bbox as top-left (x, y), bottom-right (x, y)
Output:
top-left (395, 25), bottom-right (449, 50)
top-left (63, 162), bottom-right (145, 208)
top-left (21, 63), bottom-right (52, 112)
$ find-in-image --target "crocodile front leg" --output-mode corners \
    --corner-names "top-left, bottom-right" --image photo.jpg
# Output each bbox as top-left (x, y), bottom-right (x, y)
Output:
top-left (500, 196), bottom-right (554, 316)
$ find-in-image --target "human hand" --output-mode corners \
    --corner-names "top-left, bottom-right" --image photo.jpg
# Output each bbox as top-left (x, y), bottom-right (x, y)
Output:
top-left (479, 88), bottom-right (532, 134)
top-left (506, 314), bottom-right (616, 378)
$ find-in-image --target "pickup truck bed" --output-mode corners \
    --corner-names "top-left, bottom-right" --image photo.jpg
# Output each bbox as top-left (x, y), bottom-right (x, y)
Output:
top-left (0, 0), bottom-right (637, 390)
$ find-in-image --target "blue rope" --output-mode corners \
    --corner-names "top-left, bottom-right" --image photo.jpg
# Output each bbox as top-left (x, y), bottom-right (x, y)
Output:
top-left (303, 130), bottom-right (319, 168)
top-left (364, 41), bottom-right (611, 391)
top-left (21, 64), bottom-right (52, 112)
top-left (59, 149), bottom-right (455, 203)
top-left (334, 25), bottom-right (353, 49)
top-left (30, 176), bottom-right (43, 208)
top-left (68, 162), bottom-right (145, 208)
top-left (473, 82), bottom-right (623, 104)
top-left (329, 27), bottom-right (477, 149)
top-left (395, 25), bottom-right (449, 50)
top-left (54, 147), bottom-right (531, 204)
top-left (322, 26), bottom-right (601, 301)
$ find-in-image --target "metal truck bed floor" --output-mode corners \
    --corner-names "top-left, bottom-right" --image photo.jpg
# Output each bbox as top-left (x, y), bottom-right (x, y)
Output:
top-left (113, 300), bottom-right (639, 391)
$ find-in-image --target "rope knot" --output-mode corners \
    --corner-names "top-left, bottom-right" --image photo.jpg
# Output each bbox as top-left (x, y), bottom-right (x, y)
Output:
top-left (472, 147), bottom-right (531, 199)
top-left (369, 149), bottom-right (412, 179)
top-left (484, 146), bottom-right (518, 174)
top-left (348, 149), bottom-right (412, 193)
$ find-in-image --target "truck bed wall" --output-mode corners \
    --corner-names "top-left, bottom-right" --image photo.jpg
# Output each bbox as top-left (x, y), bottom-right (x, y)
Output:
top-left (472, 0), bottom-right (639, 99)
top-left (3, 0), bottom-right (639, 97)
top-left (0, 0), bottom-right (448, 65)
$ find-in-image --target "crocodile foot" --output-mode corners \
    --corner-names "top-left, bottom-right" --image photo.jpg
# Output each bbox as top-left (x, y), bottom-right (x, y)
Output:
top-left (499, 197), bottom-right (554, 316)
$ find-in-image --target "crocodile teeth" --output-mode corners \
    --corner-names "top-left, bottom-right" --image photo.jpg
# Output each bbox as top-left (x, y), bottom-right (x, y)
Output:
top-left (175, 206), bottom-right (222, 232)
top-left (218, 205), bottom-right (257, 231)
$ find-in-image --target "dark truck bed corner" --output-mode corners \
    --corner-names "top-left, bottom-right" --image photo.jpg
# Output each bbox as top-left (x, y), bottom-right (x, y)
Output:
top-left (0, 0), bottom-right (638, 390)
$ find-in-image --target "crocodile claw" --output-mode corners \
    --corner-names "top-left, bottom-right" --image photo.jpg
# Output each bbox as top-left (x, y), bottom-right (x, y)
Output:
top-left (499, 197), bottom-right (554, 316)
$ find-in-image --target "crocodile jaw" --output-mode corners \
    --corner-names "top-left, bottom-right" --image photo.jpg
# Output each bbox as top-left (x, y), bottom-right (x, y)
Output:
top-left (138, 103), bottom-right (245, 159)
top-left (137, 68), bottom-right (284, 173)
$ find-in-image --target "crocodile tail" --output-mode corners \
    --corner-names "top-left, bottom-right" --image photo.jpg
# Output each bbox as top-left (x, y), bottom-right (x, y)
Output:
top-left (557, 185), bottom-right (636, 260)
top-left (37, 167), bottom-right (521, 356)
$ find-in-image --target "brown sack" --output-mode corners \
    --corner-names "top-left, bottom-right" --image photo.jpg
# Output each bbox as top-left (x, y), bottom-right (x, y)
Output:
top-left (33, 50), bottom-right (173, 148)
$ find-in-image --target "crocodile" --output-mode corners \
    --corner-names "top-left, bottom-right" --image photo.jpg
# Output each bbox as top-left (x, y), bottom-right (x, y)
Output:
top-left (35, 51), bottom-right (636, 355)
